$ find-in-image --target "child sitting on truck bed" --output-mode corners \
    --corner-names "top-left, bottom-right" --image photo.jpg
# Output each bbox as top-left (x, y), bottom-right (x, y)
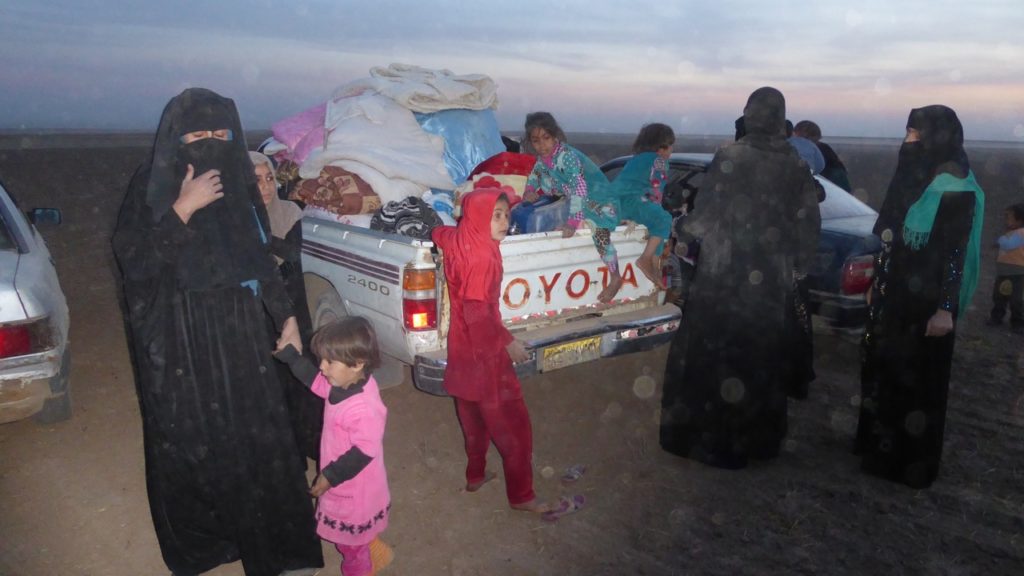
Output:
top-left (519, 112), bottom-right (625, 302)
top-left (608, 123), bottom-right (675, 289)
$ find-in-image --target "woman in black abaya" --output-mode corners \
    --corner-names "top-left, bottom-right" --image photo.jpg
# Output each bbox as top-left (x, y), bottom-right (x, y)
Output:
top-left (659, 87), bottom-right (821, 469)
top-left (113, 88), bottom-right (323, 576)
top-left (855, 105), bottom-right (985, 489)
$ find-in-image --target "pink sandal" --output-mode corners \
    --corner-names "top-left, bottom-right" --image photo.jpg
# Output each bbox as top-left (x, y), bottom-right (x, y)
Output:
top-left (542, 494), bottom-right (585, 522)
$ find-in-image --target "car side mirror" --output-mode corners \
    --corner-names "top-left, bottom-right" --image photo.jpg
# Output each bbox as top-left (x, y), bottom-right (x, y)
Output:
top-left (27, 208), bottom-right (62, 225)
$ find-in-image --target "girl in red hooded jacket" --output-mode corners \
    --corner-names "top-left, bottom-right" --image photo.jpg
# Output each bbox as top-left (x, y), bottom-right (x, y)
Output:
top-left (431, 188), bottom-right (550, 513)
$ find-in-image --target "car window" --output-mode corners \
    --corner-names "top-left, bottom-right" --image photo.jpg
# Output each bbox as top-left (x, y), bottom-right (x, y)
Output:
top-left (601, 162), bottom-right (625, 181)
top-left (664, 164), bottom-right (706, 213)
top-left (817, 177), bottom-right (877, 219)
top-left (0, 214), bottom-right (14, 250)
top-left (0, 186), bottom-right (19, 251)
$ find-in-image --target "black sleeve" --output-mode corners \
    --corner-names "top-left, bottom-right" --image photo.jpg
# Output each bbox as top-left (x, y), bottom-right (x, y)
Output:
top-left (256, 244), bottom-right (295, 329)
top-left (321, 446), bottom-right (373, 486)
top-left (112, 166), bottom-right (197, 282)
top-left (274, 344), bottom-right (318, 387)
top-left (935, 192), bottom-right (976, 315)
top-left (269, 222), bottom-right (302, 265)
top-left (794, 171), bottom-right (823, 275)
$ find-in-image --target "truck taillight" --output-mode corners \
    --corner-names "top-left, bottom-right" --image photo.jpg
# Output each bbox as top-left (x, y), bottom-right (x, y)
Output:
top-left (840, 255), bottom-right (875, 295)
top-left (403, 268), bottom-right (437, 331)
top-left (403, 299), bottom-right (437, 330)
top-left (0, 318), bottom-right (54, 360)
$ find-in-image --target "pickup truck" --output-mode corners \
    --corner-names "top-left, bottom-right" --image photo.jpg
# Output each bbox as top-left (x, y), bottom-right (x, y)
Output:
top-left (300, 215), bottom-right (681, 395)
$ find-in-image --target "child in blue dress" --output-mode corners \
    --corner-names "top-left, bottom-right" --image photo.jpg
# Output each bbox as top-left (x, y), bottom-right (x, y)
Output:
top-left (609, 123), bottom-right (675, 289)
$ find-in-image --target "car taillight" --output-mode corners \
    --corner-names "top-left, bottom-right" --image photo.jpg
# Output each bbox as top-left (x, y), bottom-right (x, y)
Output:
top-left (0, 318), bottom-right (54, 360)
top-left (403, 268), bottom-right (437, 331)
top-left (840, 255), bottom-right (875, 295)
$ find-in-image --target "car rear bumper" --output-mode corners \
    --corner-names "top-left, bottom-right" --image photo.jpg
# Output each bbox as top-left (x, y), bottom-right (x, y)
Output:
top-left (810, 290), bottom-right (868, 338)
top-left (413, 304), bottom-right (682, 396)
top-left (0, 346), bottom-right (68, 424)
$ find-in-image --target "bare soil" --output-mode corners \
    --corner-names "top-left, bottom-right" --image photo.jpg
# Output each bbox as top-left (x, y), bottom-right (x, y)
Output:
top-left (1, 135), bottom-right (1022, 576)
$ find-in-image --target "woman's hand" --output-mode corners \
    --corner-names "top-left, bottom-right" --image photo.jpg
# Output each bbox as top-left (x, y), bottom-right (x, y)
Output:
top-left (276, 316), bottom-right (302, 354)
top-left (172, 164), bottom-right (223, 224)
top-left (309, 473), bottom-right (331, 497)
top-left (523, 189), bottom-right (539, 203)
top-left (506, 339), bottom-right (529, 364)
top-left (560, 224), bottom-right (576, 239)
top-left (925, 309), bottom-right (954, 337)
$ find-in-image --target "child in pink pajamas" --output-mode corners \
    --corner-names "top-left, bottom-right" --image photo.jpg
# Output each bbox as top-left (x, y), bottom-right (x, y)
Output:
top-left (277, 317), bottom-right (393, 576)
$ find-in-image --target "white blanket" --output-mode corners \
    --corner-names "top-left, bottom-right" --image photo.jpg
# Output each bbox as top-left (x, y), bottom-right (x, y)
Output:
top-left (299, 93), bottom-right (455, 203)
top-left (332, 63), bottom-right (498, 113)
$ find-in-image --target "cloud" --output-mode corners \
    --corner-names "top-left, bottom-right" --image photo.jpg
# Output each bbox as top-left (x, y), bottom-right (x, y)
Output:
top-left (1, 0), bottom-right (1023, 138)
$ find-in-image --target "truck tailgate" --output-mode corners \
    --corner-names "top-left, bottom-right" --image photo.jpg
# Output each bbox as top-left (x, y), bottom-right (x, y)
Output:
top-left (498, 224), bottom-right (662, 327)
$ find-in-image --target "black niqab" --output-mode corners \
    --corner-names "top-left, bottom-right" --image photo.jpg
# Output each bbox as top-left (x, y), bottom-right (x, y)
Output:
top-left (873, 105), bottom-right (970, 238)
top-left (147, 88), bottom-right (273, 290)
top-left (112, 88), bottom-right (323, 575)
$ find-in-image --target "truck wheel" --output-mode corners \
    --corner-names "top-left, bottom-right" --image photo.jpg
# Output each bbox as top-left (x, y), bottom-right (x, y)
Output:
top-left (375, 355), bottom-right (412, 390)
top-left (306, 274), bottom-right (347, 330)
top-left (313, 288), bottom-right (347, 330)
top-left (34, 348), bottom-right (72, 424)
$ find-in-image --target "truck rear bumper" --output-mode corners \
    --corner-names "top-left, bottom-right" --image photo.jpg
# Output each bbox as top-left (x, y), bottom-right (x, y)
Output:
top-left (413, 304), bottom-right (681, 396)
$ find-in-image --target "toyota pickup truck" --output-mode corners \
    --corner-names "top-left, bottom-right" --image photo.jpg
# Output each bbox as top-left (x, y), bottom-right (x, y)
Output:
top-left (300, 215), bottom-right (681, 395)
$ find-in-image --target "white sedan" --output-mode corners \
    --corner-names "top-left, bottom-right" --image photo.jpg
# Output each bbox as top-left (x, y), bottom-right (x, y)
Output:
top-left (0, 179), bottom-right (71, 423)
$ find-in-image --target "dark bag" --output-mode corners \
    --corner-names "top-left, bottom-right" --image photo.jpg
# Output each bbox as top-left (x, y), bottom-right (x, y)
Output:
top-left (370, 196), bottom-right (443, 240)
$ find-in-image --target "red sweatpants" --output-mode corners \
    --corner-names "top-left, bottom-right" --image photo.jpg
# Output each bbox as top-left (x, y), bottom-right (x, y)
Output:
top-left (454, 396), bottom-right (535, 506)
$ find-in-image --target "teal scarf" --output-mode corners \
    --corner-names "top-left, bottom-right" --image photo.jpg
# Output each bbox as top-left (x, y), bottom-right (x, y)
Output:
top-left (902, 170), bottom-right (985, 313)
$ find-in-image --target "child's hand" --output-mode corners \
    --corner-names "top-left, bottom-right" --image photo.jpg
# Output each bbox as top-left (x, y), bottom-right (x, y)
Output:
top-left (561, 224), bottom-right (576, 238)
top-left (172, 164), bottom-right (224, 224)
top-left (309, 473), bottom-right (331, 497)
top-left (506, 339), bottom-right (529, 364)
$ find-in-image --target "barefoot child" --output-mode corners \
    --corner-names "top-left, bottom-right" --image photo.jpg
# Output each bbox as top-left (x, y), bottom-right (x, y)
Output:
top-left (432, 188), bottom-right (554, 513)
top-left (609, 123), bottom-right (675, 289)
top-left (276, 317), bottom-right (393, 576)
top-left (521, 112), bottom-right (626, 302)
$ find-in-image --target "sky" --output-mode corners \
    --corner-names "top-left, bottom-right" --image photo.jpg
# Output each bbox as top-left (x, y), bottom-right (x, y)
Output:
top-left (2, 0), bottom-right (1024, 140)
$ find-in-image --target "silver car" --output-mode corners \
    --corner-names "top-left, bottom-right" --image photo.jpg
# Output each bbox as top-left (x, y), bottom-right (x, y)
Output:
top-left (0, 179), bottom-right (71, 423)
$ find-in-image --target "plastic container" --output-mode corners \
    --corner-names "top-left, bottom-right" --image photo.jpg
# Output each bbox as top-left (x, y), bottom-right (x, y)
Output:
top-left (523, 197), bottom-right (569, 233)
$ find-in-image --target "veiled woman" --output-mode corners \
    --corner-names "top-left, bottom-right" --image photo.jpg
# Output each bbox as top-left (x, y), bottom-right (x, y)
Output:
top-left (855, 105), bottom-right (984, 489)
top-left (113, 88), bottom-right (323, 576)
top-left (659, 87), bottom-right (821, 469)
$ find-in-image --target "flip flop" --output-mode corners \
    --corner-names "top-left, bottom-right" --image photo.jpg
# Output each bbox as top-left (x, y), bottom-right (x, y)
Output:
top-left (560, 464), bottom-right (587, 484)
top-left (542, 494), bottom-right (585, 522)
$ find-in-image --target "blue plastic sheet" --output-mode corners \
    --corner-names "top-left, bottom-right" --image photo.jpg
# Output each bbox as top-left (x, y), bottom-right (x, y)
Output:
top-left (415, 109), bottom-right (506, 186)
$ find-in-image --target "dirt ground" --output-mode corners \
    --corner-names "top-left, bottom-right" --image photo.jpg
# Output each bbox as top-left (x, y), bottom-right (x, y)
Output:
top-left (1, 135), bottom-right (1022, 576)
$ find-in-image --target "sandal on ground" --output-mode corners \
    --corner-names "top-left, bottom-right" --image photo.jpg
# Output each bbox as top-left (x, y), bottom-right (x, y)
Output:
top-left (560, 464), bottom-right (587, 484)
top-left (541, 494), bottom-right (585, 522)
top-left (370, 537), bottom-right (394, 574)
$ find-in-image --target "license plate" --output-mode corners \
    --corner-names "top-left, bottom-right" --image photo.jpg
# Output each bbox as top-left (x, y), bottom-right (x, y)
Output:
top-left (541, 335), bottom-right (602, 372)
